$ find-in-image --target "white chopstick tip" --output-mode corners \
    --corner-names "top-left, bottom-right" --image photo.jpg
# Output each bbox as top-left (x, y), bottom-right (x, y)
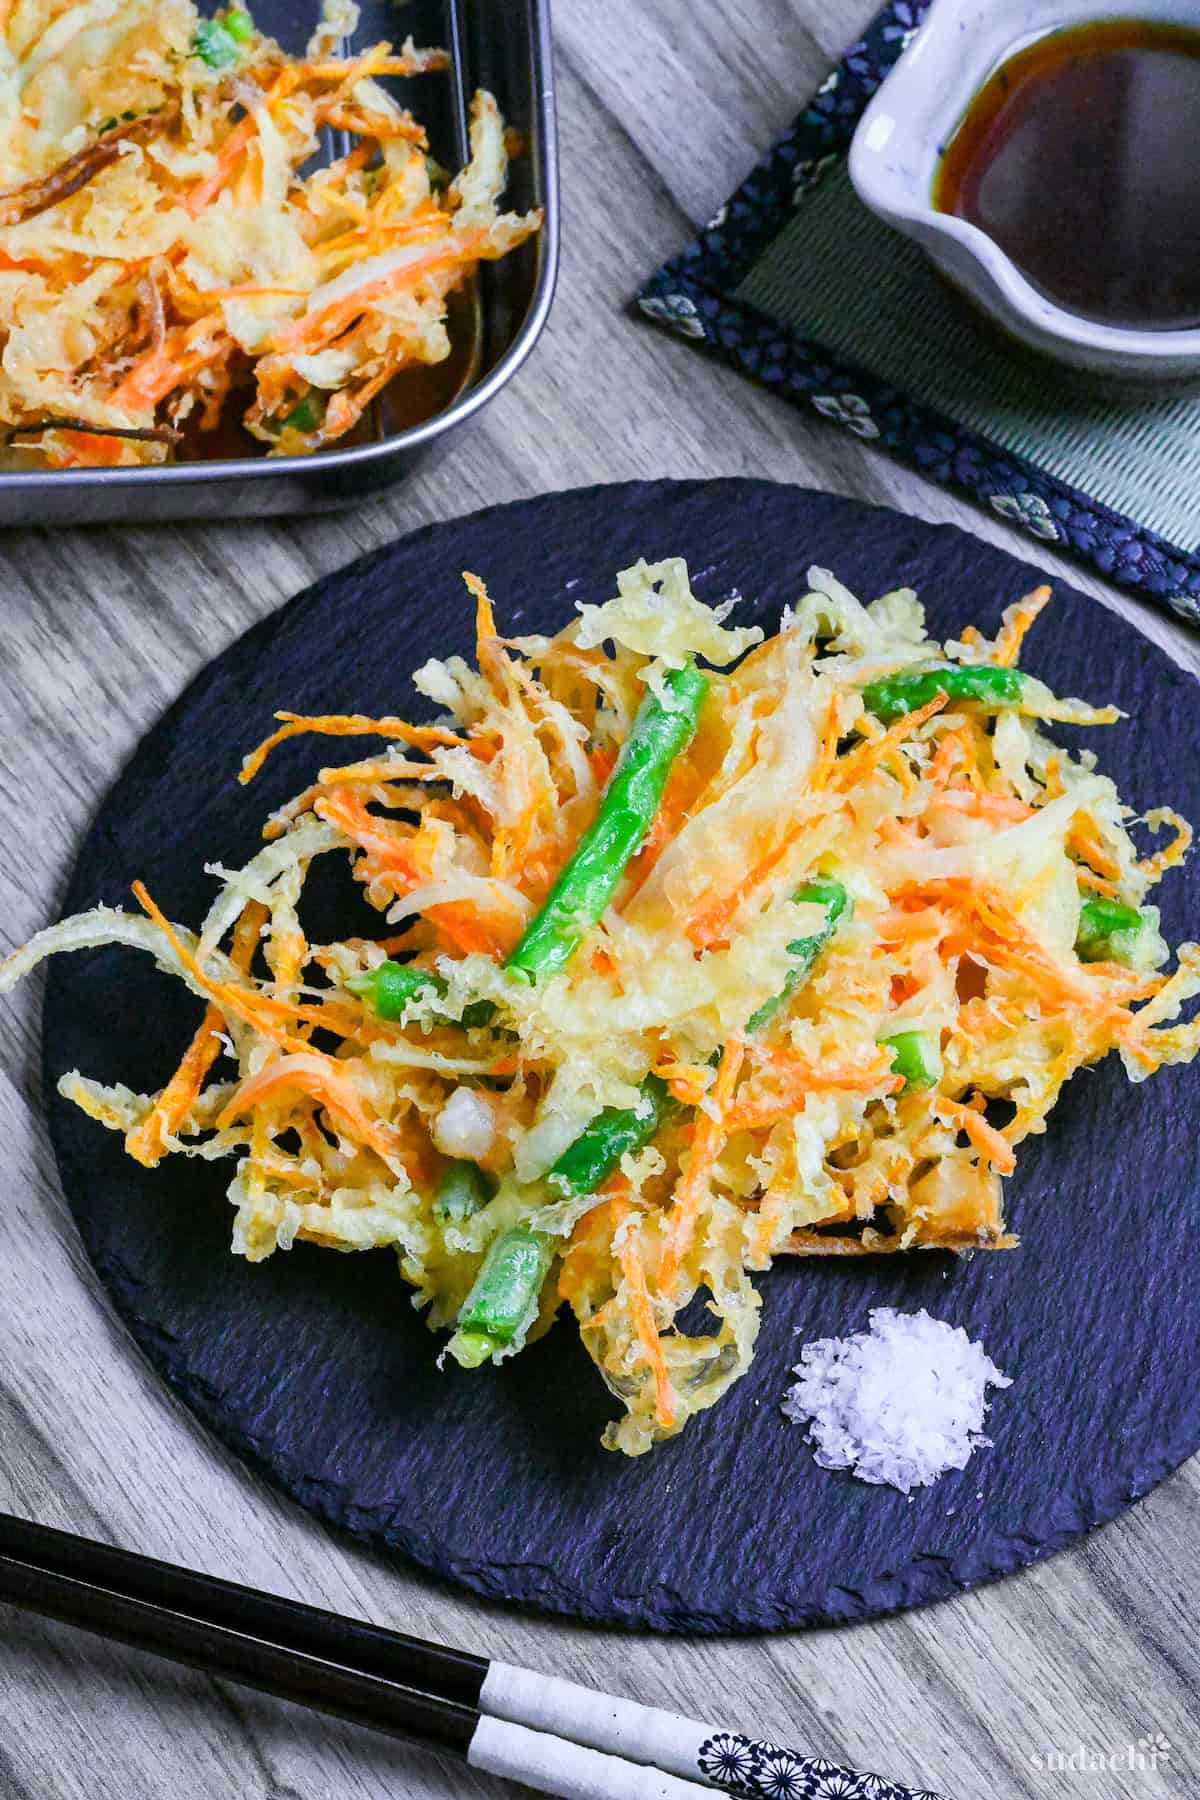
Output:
top-left (468, 1716), bottom-right (718, 1800)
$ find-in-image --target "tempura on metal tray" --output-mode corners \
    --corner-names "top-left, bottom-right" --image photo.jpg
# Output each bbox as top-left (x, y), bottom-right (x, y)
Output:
top-left (0, 0), bottom-right (540, 466)
top-left (4, 561), bottom-right (1198, 1454)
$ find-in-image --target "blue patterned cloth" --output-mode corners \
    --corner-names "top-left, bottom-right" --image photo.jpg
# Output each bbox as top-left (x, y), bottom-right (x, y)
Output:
top-left (637, 0), bottom-right (1200, 628)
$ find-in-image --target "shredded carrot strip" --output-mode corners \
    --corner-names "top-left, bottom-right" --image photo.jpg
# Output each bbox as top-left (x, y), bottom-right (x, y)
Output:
top-left (1042, 755), bottom-right (1064, 801)
top-left (993, 585), bottom-right (1052, 667)
top-left (831, 692), bottom-right (948, 792)
top-left (313, 788), bottom-right (515, 957)
top-left (807, 691), bottom-right (841, 791)
top-left (307, 141), bottom-right (373, 204)
top-left (932, 1097), bottom-right (1017, 1174)
top-left (556, 1190), bottom-right (622, 1305)
top-left (727, 1049), bottom-right (900, 1133)
top-left (1068, 817), bottom-right (1121, 882)
top-left (925, 729), bottom-right (965, 793)
top-left (185, 71), bottom-right (300, 219)
top-left (627, 756), bottom-right (703, 889)
top-left (930, 879), bottom-right (1146, 1030)
top-left (47, 430), bottom-right (126, 468)
top-left (659, 1036), bottom-right (745, 1292)
top-left (124, 899), bottom-right (268, 1167)
top-left (131, 881), bottom-right (289, 1046)
top-left (943, 790), bottom-right (1034, 823)
top-left (587, 746), bottom-right (617, 786)
top-left (268, 231), bottom-right (490, 354)
top-left (111, 320), bottom-right (230, 410)
top-left (464, 568), bottom-right (509, 691)
top-left (240, 711), bottom-right (462, 784)
top-left (1139, 808), bottom-right (1193, 880)
top-left (656, 1061), bottom-right (711, 1107)
top-left (686, 694), bottom-right (945, 950)
top-left (217, 1051), bottom-right (409, 1168)
top-left (186, 120), bottom-right (255, 220)
top-left (1076, 866), bottom-right (1120, 897)
top-left (685, 817), bottom-right (820, 951)
top-left (611, 1195), bottom-right (674, 1430)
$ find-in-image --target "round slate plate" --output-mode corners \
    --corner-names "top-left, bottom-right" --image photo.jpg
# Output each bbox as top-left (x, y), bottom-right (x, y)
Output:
top-left (44, 481), bottom-right (1200, 1632)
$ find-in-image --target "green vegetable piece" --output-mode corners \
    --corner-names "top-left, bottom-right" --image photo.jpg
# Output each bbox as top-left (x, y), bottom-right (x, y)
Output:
top-left (745, 875), bottom-right (850, 1034)
top-left (860, 664), bottom-right (1026, 724)
top-left (450, 1330), bottom-right (499, 1368)
top-left (505, 662), bottom-right (709, 982)
top-left (433, 1159), bottom-right (495, 1226)
top-left (535, 878), bottom-right (847, 1212)
top-left (346, 960), bottom-right (494, 1027)
top-left (191, 18), bottom-right (243, 66)
top-left (346, 960), bottom-right (441, 1019)
top-left (225, 8), bottom-right (254, 40)
top-left (881, 1029), bottom-right (942, 1094)
top-left (278, 395), bottom-right (321, 434)
top-left (545, 1073), bottom-right (679, 1202)
top-left (449, 1227), bottom-right (553, 1362)
top-left (1076, 895), bottom-right (1146, 966)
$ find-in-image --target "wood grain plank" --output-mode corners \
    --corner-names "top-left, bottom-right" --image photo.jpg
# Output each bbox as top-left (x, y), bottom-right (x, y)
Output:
top-left (1, 2), bottom-right (1198, 1797)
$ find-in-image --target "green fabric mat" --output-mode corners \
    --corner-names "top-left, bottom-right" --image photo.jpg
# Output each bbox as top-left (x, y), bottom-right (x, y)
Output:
top-left (737, 164), bottom-right (1200, 555)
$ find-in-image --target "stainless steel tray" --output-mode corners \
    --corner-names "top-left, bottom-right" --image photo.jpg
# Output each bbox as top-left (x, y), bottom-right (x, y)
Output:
top-left (0, 0), bottom-right (557, 526)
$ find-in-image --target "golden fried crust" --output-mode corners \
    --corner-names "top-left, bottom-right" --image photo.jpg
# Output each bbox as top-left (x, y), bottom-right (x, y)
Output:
top-left (784, 1226), bottom-right (1019, 1256)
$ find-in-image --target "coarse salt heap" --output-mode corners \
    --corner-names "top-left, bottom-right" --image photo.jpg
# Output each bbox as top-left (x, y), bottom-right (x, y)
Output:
top-left (782, 1307), bottom-right (1012, 1495)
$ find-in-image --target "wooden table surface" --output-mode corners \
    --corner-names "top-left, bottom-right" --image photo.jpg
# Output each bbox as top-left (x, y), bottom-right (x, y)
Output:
top-left (2, 4), bottom-right (1198, 1797)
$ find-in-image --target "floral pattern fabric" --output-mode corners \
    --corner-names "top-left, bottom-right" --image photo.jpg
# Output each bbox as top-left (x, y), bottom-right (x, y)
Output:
top-left (637, 0), bottom-right (1200, 628)
top-left (695, 1731), bottom-right (940, 1799)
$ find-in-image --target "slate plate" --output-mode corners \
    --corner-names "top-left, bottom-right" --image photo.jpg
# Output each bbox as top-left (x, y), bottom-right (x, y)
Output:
top-left (43, 480), bottom-right (1200, 1632)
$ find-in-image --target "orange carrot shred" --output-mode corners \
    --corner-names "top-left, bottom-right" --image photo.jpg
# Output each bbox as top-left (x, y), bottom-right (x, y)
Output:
top-left (124, 898), bottom-right (268, 1167)
top-left (611, 1196), bottom-right (674, 1430)
top-left (993, 585), bottom-right (1052, 667)
top-left (240, 711), bottom-right (462, 785)
top-left (932, 1097), bottom-right (1017, 1175)
top-left (659, 1035), bottom-right (745, 1292)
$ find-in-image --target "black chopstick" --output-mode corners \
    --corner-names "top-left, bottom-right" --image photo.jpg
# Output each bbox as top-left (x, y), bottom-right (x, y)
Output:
top-left (0, 1511), bottom-right (943, 1800)
top-left (0, 1543), bottom-right (478, 1753)
top-left (0, 1509), bottom-right (486, 1706)
top-left (0, 1521), bottom-right (715, 1800)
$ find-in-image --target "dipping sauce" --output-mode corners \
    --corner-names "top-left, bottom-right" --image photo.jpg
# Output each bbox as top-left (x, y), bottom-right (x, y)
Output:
top-left (933, 20), bottom-right (1200, 330)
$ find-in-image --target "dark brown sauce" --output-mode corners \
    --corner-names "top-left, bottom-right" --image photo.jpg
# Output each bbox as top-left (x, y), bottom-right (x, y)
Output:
top-left (933, 19), bottom-right (1200, 330)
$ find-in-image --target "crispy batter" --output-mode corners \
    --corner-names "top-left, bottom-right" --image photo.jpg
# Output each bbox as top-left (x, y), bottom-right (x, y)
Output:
top-left (2, 556), bottom-right (1195, 1457)
top-left (0, 1), bottom-right (540, 468)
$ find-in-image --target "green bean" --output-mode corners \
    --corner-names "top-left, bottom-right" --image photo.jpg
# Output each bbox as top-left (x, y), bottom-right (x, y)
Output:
top-left (881, 1029), bottom-right (942, 1093)
top-left (745, 875), bottom-right (850, 1034)
top-left (544, 1074), bottom-right (680, 1202)
top-left (345, 960), bottom-right (494, 1028)
top-left (450, 870), bottom-right (844, 1366)
top-left (1075, 895), bottom-right (1146, 966)
top-left (860, 664), bottom-right (1026, 724)
top-left (434, 1159), bottom-right (495, 1225)
top-left (505, 663), bottom-right (709, 982)
top-left (448, 1227), bottom-right (553, 1365)
top-left (192, 15), bottom-right (250, 66)
top-left (277, 395), bottom-right (322, 434)
top-left (447, 1073), bottom-right (684, 1373)
top-left (533, 878), bottom-right (845, 1216)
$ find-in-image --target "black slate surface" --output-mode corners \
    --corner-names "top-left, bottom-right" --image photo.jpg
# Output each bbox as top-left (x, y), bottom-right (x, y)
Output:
top-left (43, 480), bottom-right (1200, 1632)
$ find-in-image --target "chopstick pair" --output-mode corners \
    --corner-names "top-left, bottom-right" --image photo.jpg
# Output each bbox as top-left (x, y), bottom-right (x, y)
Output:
top-left (0, 1511), bottom-right (941, 1800)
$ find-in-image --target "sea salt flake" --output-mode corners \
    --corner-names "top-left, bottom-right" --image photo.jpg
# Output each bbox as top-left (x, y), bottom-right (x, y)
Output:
top-left (781, 1306), bottom-right (1011, 1495)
